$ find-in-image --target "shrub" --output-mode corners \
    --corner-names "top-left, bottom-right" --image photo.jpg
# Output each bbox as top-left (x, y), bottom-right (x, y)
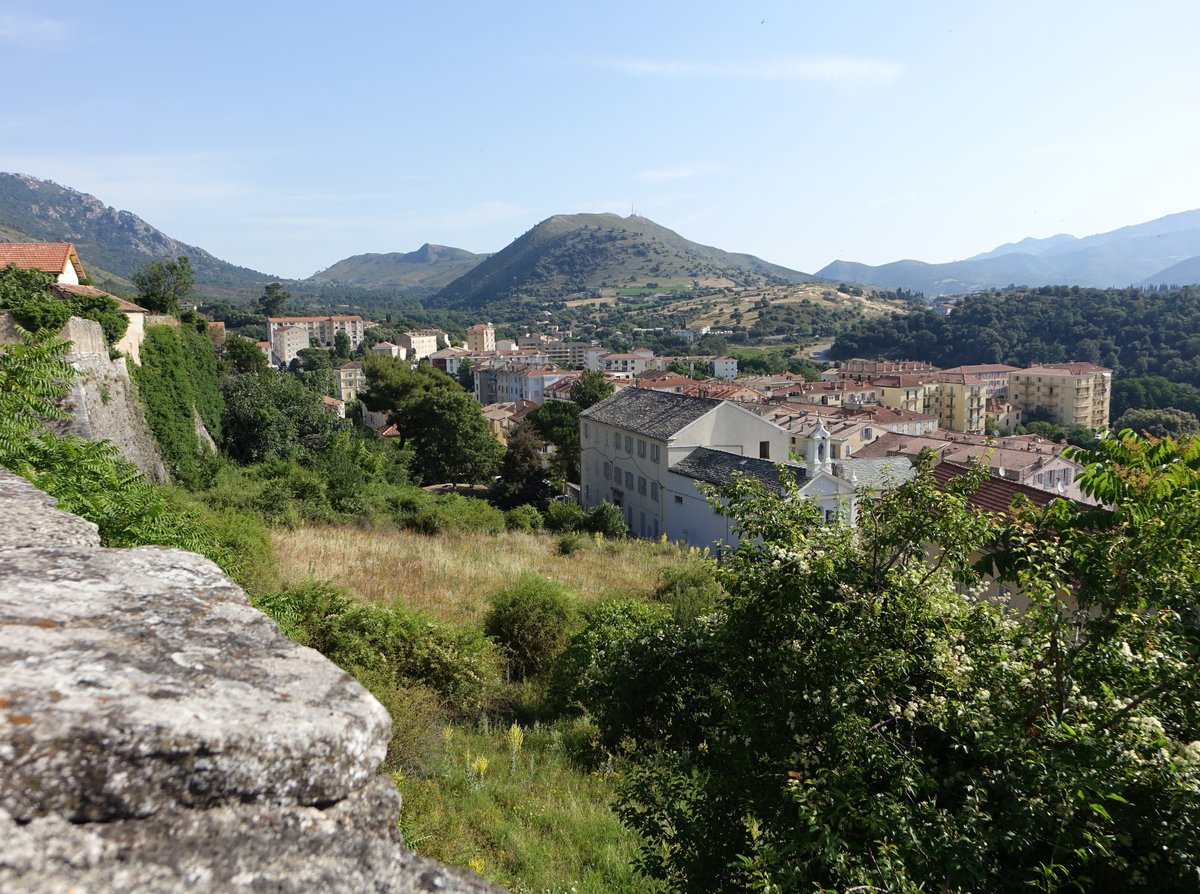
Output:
top-left (255, 580), bottom-right (501, 717)
top-left (505, 504), bottom-right (544, 532)
top-left (483, 574), bottom-right (579, 681)
top-left (651, 558), bottom-right (726, 622)
top-left (549, 598), bottom-right (665, 712)
top-left (543, 499), bottom-right (586, 532)
top-left (557, 532), bottom-right (586, 555)
top-left (585, 501), bottom-right (627, 539)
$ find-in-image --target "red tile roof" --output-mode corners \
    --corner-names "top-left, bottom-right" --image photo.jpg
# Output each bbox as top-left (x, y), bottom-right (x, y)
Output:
top-left (49, 282), bottom-right (148, 312)
top-left (931, 461), bottom-right (1065, 518)
top-left (0, 242), bottom-right (83, 278)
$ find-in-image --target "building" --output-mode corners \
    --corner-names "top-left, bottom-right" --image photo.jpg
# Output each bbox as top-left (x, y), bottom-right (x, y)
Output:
top-left (48, 283), bottom-right (149, 364)
top-left (1008, 363), bottom-right (1112, 429)
top-left (370, 341), bottom-right (407, 360)
top-left (936, 364), bottom-right (1019, 399)
top-left (0, 242), bottom-right (86, 284)
top-left (270, 325), bottom-right (309, 367)
top-left (579, 389), bottom-right (803, 542)
top-left (398, 330), bottom-right (444, 361)
top-left (474, 361), bottom-right (573, 405)
top-left (466, 323), bottom-right (495, 353)
top-left (266, 315), bottom-right (365, 351)
top-left (334, 361), bottom-right (366, 402)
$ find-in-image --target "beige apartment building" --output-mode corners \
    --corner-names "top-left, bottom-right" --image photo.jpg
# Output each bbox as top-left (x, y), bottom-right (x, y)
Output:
top-left (466, 322), bottom-right (495, 353)
top-left (266, 315), bottom-right (365, 350)
top-left (1008, 363), bottom-right (1112, 429)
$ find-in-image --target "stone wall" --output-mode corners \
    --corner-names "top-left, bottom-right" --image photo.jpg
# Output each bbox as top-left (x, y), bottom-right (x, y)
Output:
top-left (0, 470), bottom-right (506, 894)
top-left (0, 312), bottom-right (169, 481)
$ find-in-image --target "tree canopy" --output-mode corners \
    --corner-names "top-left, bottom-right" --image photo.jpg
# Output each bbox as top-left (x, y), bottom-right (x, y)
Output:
top-left (132, 255), bottom-right (194, 316)
top-left (585, 440), bottom-right (1200, 892)
top-left (569, 369), bottom-right (613, 409)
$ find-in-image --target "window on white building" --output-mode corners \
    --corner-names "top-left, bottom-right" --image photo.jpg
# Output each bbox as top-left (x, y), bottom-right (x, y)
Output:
top-left (603, 462), bottom-right (612, 480)
top-left (583, 423), bottom-right (590, 440)
top-left (674, 494), bottom-right (684, 504)
top-left (638, 439), bottom-right (646, 457)
top-left (637, 476), bottom-right (646, 495)
top-left (625, 471), bottom-right (634, 489)
top-left (624, 435), bottom-right (633, 453)
top-left (651, 443), bottom-right (660, 463)
top-left (650, 482), bottom-right (659, 500)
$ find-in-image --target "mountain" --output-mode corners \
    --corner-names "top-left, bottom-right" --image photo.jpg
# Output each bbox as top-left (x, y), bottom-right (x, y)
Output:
top-left (307, 243), bottom-right (487, 290)
top-left (428, 212), bottom-right (814, 310)
top-left (818, 209), bottom-right (1200, 296)
top-left (0, 173), bottom-right (275, 293)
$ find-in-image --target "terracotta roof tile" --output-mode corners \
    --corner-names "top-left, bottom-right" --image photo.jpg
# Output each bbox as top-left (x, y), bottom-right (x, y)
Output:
top-left (0, 242), bottom-right (83, 277)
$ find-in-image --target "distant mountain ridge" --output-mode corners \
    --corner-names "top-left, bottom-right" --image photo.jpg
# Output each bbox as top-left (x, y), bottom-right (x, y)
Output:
top-left (428, 212), bottom-right (814, 310)
top-left (818, 209), bottom-right (1200, 296)
top-left (0, 173), bottom-right (275, 291)
top-left (307, 243), bottom-right (488, 290)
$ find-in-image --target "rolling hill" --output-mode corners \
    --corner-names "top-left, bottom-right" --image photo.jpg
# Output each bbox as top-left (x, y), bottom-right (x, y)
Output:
top-left (818, 209), bottom-right (1200, 296)
top-left (307, 243), bottom-right (487, 291)
top-left (428, 212), bottom-right (814, 310)
top-left (0, 173), bottom-right (275, 293)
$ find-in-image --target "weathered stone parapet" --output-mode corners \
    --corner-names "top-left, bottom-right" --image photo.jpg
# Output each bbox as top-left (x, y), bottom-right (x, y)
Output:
top-left (0, 470), bottom-right (505, 893)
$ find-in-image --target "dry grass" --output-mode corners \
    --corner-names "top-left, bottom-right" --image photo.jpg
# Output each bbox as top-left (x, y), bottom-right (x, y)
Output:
top-left (271, 525), bottom-right (685, 625)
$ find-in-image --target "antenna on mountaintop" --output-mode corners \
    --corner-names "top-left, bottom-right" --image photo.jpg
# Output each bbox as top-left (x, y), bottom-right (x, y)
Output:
top-left (630, 201), bottom-right (637, 218)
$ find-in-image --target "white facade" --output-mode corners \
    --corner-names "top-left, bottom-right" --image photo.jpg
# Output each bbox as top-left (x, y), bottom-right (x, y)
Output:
top-left (580, 390), bottom-right (793, 542)
top-left (400, 331), bottom-right (443, 361)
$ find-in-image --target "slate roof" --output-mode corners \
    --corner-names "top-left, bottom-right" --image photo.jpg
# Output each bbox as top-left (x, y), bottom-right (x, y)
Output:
top-left (580, 388), bottom-right (723, 440)
top-left (670, 447), bottom-right (806, 495)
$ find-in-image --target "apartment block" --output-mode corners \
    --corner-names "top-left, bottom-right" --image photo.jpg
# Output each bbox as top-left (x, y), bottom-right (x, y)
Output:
top-left (1008, 363), bottom-right (1112, 429)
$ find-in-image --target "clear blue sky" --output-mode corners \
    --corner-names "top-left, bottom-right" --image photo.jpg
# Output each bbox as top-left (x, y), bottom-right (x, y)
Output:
top-left (3, 1), bottom-right (1198, 280)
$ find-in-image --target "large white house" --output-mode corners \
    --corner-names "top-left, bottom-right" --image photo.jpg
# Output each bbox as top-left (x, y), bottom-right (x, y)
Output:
top-left (579, 389), bottom-right (853, 546)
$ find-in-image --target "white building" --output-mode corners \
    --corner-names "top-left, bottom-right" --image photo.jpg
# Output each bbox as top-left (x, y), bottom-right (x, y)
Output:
top-left (271, 325), bottom-right (309, 367)
top-left (474, 361), bottom-right (573, 405)
top-left (579, 389), bottom-right (850, 544)
top-left (266, 315), bottom-right (365, 350)
top-left (399, 330), bottom-right (445, 361)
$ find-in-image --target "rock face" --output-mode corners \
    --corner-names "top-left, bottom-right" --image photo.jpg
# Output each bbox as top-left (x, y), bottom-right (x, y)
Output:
top-left (0, 470), bottom-right (506, 893)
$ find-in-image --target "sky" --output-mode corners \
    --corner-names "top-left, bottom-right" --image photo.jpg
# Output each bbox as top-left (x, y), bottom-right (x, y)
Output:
top-left (2, 1), bottom-right (1199, 280)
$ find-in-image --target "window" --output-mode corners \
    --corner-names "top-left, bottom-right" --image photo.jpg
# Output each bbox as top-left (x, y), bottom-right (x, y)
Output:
top-left (637, 476), bottom-right (646, 495)
top-left (603, 462), bottom-right (612, 480)
top-left (651, 444), bottom-right (660, 463)
top-left (650, 482), bottom-right (659, 500)
top-left (638, 439), bottom-right (646, 457)
top-left (674, 495), bottom-right (684, 504)
top-left (824, 508), bottom-right (837, 524)
top-left (759, 440), bottom-right (770, 459)
top-left (863, 427), bottom-right (873, 439)
top-left (625, 471), bottom-right (634, 489)
top-left (583, 423), bottom-right (590, 440)
top-left (624, 435), bottom-right (633, 453)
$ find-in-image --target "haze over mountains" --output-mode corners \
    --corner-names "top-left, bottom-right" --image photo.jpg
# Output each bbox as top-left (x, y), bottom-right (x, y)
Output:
top-left (2, 171), bottom-right (1199, 306)
top-left (819, 209), bottom-right (1200, 296)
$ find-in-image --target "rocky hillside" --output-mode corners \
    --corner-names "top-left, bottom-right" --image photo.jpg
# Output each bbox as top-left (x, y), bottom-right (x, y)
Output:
top-left (0, 173), bottom-right (274, 291)
top-left (308, 243), bottom-right (487, 291)
top-left (429, 212), bottom-right (814, 310)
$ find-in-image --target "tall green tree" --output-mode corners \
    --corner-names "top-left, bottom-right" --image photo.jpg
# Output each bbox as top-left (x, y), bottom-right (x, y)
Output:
top-left (569, 369), bottom-right (613, 409)
top-left (528, 400), bottom-right (581, 485)
top-left (132, 255), bottom-right (194, 315)
top-left (258, 281), bottom-right (290, 317)
top-left (491, 420), bottom-right (550, 509)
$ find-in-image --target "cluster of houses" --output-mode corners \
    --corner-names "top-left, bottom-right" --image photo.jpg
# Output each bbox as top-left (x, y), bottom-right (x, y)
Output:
top-left (2, 244), bottom-right (1114, 591)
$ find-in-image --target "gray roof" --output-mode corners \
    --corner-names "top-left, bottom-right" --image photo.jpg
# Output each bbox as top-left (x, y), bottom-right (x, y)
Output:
top-left (834, 457), bottom-right (917, 490)
top-left (580, 388), bottom-right (723, 440)
top-left (669, 447), bottom-right (807, 495)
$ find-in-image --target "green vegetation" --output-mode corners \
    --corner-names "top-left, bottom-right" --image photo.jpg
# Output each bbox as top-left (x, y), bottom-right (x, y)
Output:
top-left (0, 263), bottom-right (128, 347)
top-left (132, 255), bottom-right (195, 315)
top-left (577, 445), bottom-right (1200, 892)
top-left (133, 320), bottom-right (223, 487)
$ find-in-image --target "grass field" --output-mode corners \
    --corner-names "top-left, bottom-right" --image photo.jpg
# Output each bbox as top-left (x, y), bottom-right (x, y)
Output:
top-left (271, 525), bottom-right (686, 625)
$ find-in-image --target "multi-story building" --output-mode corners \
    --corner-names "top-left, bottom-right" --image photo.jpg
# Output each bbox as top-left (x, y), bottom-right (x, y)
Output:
top-left (473, 361), bottom-right (574, 405)
top-left (370, 341), bottom-right (408, 360)
top-left (266, 315), bottom-right (365, 351)
top-left (270, 325), bottom-right (310, 367)
top-left (579, 389), bottom-right (844, 543)
top-left (334, 361), bottom-right (366, 402)
top-left (466, 323), bottom-right (495, 353)
top-left (928, 374), bottom-right (987, 434)
top-left (398, 330), bottom-right (444, 361)
top-left (936, 364), bottom-right (1019, 399)
top-left (1008, 363), bottom-right (1112, 429)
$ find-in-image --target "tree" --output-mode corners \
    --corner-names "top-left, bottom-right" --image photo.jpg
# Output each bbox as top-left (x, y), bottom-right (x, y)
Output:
top-left (360, 356), bottom-right (501, 484)
top-left (132, 256), bottom-right (194, 315)
top-left (222, 336), bottom-right (269, 376)
top-left (258, 282), bottom-right (290, 318)
top-left (528, 400), bottom-right (581, 485)
top-left (592, 447), bottom-right (1200, 892)
top-left (491, 420), bottom-right (551, 509)
top-left (569, 370), bottom-right (613, 409)
top-left (333, 329), bottom-right (351, 360)
top-left (1113, 406), bottom-right (1200, 438)
top-left (456, 359), bottom-right (476, 393)
top-left (221, 370), bottom-right (345, 463)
